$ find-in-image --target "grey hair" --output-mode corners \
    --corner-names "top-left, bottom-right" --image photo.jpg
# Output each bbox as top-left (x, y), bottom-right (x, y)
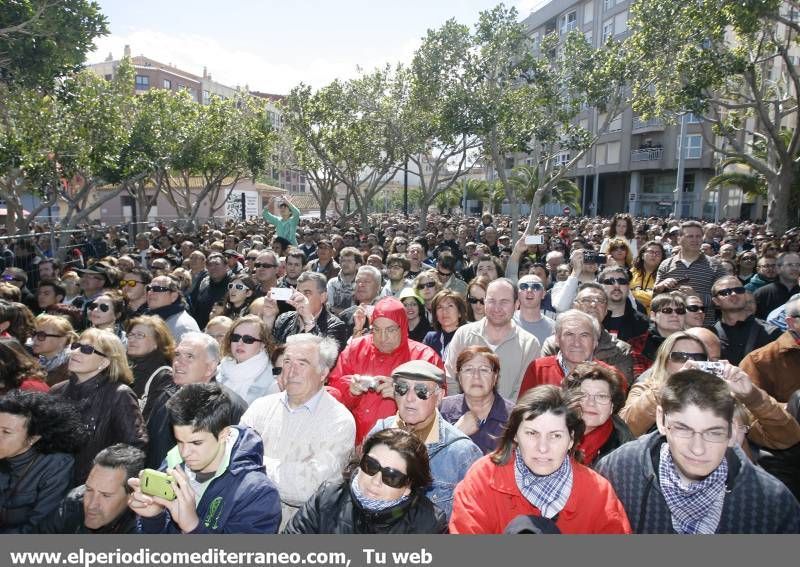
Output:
top-left (286, 333), bottom-right (339, 373)
top-left (545, 250), bottom-right (564, 262)
top-left (555, 309), bottom-right (601, 340)
top-left (180, 331), bottom-right (221, 364)
top-left (357, 265), bottom-right (382, 286)
top-left (787, 295), bottom-right (800, 319)
top-left (297, 271), bottom-right (327, 294)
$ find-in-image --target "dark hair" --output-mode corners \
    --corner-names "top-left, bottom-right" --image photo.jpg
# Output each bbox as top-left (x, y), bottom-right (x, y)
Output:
top-left (609, 214), bottom-right (634, 240)
top-left (455, 346), bottom-right (500, 392)
top-left (651, 291), bottom-right (686, 313)
top-left (633, 240), bottom-right (665, 272)
top-left (0, 390), bottom-right (87, 454)
top-left (37, 279), bottom-right (66, 301)
top-left (166, 382), bottom-right (234, 437)
top-left (576, 282), bottom-right (608, 303)
top-left (285, 248), bottom-right (307, 265)
top-left (93, 443), bottom-right (146, 494)
top-left (386, 254), bottom-right (410, 272)
top-left (0, 300), bottom-right (35, 343)
top-left (465, 276), bottom-right (490, 322)
top-left (430, 289), bottom-right (468, 331)
top-left (223, 275), bottom-right (258, 315)
top-left (438, 252), bottom-right (457, 272)
top-left (491, 385), bottom-right (585, 466)
top-left (0, 337), bottom-right (47, 392)
top-left (222, 314), bottom-right (273, 357)
top-left (659, 369), bottom-right (735, 428)
top-left (44, 303), bottom-right (83, 329)
top-left (359, 429), bottom-right (433, 492)
top-left (563, 362), bottom-right (626, 414)
top-left (124, 267), bottom-right (153, 286)
top-left (94, 291), bottom-right (126, 323)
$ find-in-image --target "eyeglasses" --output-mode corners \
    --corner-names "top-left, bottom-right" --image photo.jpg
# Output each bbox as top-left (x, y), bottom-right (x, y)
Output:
top-left (87, 302), bottom-right (111, 312)
top-left (715, 286), bottom-right (746, 298)
top-left (146, 285), bottom-right (175, 293)
top-left (460, 366), bottom-right (494, 377)
top-left (254, 262), bottom-right (277, 269)
top-left (395, 241), bottom-right (407, 246)
top-left (518, 282), bottom-right (544, 292)
top-left (33, 331), bottom-right (65, 341)
top-left (230, 333), bottom-right (263, 345)
top-left (685, 304), bottom-right (705, 313)
top-left (467, 296), bottom-right (485, 305)
top-left (388, 264), bottom-right (404, 270)
top-left (393, 380), bottom-right (438, 400)
top-left (416, 282), bottom-right (438, 290)
top-left (127, 332), bottom-right (149, 340)
top-left (664, 420), bottom-right (729, 444)
top-left (228, 283), bottom-right (249, 291)
top-left (658, 307), bottom-right (686, 315)
top-left (70, 342), bottom-right (107, 357)
top-left (576, 298), bottom-right (607, 306)
top-left (272, 366), bottom-right (282, 376)
top-left (669, 351), bottom-right (708, 363)
top-left (359, 454), bottom-right (409, 489)
top-left (581, 392), bottom-right (612, 405)
top-left (780, 262), bottom-right (800, 268)
top-left (644, 249), bottom-right (661, 256)
top-left (119, 279), bottom-right (143, 288)
top-left (600, 278), bottom-right (629, 286)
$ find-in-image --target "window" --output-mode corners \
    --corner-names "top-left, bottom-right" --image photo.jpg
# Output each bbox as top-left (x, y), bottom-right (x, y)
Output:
top-left (104, 74), bottom-right (112, 81)
top-left (642, 175), bottom-right (655, 193)
top-left (163, 79), bottom-right (172, 89)
top-left (135, 75), bottom-right (149, 90)
top-left (684, 135), bottom-right (702, 158)
top-left (602, 19), bottom-right (614, 42)
top-left (596, 144), bottom-right (607, 166)
top-left (603, 0), bottom-right (615, 11)
top-left (682, 173), bottom-right (695, 193)
top-left (606, 142), bottom-right (620, 164)
top-left (555, 152), bottom-right (571, 167)
top-left (614, 11), bottom-right (628, 36)
top-left (505, 157), bottom-right (515, 169)
top-left (561, 11), bottom-right (577, 34)
top-left (584, 30), bottom-right (593, 44)
top-left (584, 1), bottom-right (594, 23)
top-left (608, 114), bottom-right (622, 132)
top-left (686, 112), bottom-right (701, 123)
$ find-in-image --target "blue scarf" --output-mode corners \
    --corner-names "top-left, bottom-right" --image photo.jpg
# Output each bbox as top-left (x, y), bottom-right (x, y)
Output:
top-left (513, 449), bottom-right (573, 519)
top-left (658, 443), bottom-right (727, 534)
top-left (350, 470), bottom-right (410, 512)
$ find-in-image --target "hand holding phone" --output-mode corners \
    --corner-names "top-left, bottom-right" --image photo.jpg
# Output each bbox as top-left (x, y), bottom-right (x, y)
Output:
top-left (525, 235), bottom-right (544, 245)
top-left (269, 288), bottom-right (293, 301)
top-left (139, 469), bottom-right (176, 501)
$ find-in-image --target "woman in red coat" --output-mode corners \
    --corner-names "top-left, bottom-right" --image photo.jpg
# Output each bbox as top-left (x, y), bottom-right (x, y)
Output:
top-left (450, 385), bottom-right (631, 534)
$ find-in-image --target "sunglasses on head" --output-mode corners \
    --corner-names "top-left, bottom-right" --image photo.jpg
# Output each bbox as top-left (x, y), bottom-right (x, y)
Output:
top-left (230, 333), bottom-right (262, 345)
top-left (228, 283), bottom-right (249, 291)
top-left (393, 380), bottom-right (437, 400)
top-left (119, 279), bottom-right (143, 288)
top-left (467, 296), bottom-right (485, 305)
top-left (254, 262), bottom-right (277, 269)
top-left (70, 342), bottom-right (107, 357)
top-left (359, 454), bottom-right (409, 489)
top-left (416, 282), bottom-right (437, 290)
top-left (87, 302), bottom-right (111, 312)
top-left (685, 304), bottom-right (704, 313)
top-left (600, 277), bottom-right (629, 286)
top-left (518, 282), bottom-right (543, 292)
top-left (146, 285), bottom-right (174, 293)
top-left (670, 351), bottom-right (708, 363)
top-left (715, 286), bottom-right (746, 297)
top-left (659, 307), bottom-right (686, 315)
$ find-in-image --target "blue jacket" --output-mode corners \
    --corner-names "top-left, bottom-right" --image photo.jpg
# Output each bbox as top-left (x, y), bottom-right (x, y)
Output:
top-left (369, 413), bottom-right (482, 519)
top-left (138, 426), bottom-right (281, 534)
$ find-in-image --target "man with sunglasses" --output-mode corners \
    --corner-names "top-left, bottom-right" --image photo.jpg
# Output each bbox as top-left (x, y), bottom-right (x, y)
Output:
top-left (146, 275), bottom-right (200, 343)
top-left (710, 276), bottom-right (781, 366)
top-left (513, 274), bottom-right (555, 346)
top-left (596, 370), bottom-right (800, 533)
top-left (753, 252), bottom-right (800, 320)
top-left (120, 267), bottom-right (152, 323)
top-left (368, 360), bottom-right (482, 519)
top-left (599, 266), bottom-right (649, 342)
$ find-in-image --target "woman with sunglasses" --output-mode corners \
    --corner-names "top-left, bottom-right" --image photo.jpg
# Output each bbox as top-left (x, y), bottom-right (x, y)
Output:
top-left (735, 250), bottom-right (758, 285)
top-left (0, 390), bottom-right (85, 533)
top-left (87, 291), bottom-right (127, 347)
top-left (630, 241), bottom-right (665, 313)
top-left (450, 386), bottom-right (631, 534)
top-left (413, 270), bottom-right (442, 322)
top-left (32, 314), bottom-right (78, 386)
top-left (222, 275), bottom-right (257, 319)
top-left (465, 277), bottom-right (488, 322)
top-left (49, 328), bottom-right (147, 485)
top-left (399, 288), bottom-right (431, 343)
top-left (563, 362), bottom-right (633, 467)
top-left (440, 346), bottom-right (512, 455)
top-left (284, 429), bottom-right (447, 534)
top-left (631, 292), bottom-right (687, 378)
top-left (605, 238), bottom-right (634, 271)
top-left (0, 338), bottom-right (50, 395)
top-left (216, 315), bottom-right (277, 405)
top-left (125, 315), bottom-right (175, 420)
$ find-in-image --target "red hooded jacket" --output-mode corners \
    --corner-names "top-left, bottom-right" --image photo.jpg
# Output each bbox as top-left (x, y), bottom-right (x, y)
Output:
top-left (327, 297), bottom-right (443, 443)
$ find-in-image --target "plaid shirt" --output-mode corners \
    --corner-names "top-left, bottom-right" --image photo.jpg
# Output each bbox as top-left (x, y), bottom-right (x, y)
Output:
top-left (514, 450), bottom-right (573, 519)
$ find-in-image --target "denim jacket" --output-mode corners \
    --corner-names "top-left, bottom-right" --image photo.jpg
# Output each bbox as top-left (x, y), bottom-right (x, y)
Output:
top-left (369, 412), bottom-right (482, 519)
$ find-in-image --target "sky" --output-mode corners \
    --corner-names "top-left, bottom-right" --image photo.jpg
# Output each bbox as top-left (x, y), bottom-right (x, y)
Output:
top-left (87, 0), bottom-right (551, 95)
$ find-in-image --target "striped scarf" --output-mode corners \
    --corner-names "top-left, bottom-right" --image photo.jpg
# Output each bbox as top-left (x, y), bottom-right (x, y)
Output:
top-left (350, 470), bottom-right (410, 512)
top-left (659, 443), bottom-right (727, 534)
top-left (513, 450), bottom-right (573, 519)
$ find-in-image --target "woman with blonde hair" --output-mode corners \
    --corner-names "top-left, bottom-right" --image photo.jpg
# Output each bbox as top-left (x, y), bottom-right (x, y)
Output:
top-left (50, 328), bottom-right (147, 485)
top-left (126, 315), bottom-right (175, 420)
top-left (413, 270), bottom-right (442, 322)
top-left (605, 238), bottom-right (634, 270)
top-left (216, 314), bottom-right (277, 404)
top-left (32, 314), bottom-right (78, 385)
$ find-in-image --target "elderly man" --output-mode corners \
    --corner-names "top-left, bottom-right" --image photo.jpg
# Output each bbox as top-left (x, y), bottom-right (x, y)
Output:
top-left (189, 252), bottom-right (231, 329)
top-left (338, 265), bottom-right (384, 337)
top-left (446, 278), bottom-right (541, 400)
top-left (541, 284), bottom-right (634, 386)
top-left (146, 275), bottom-right (199, 342)
top-left (37, 444), bottom-right (144, 534)
top-left (328, 297), bottom-right (443, 443)
top-left (240, 334), bottom-right (355, 528)
top-left (271, 272), bottom-right (348, 352)
top-left (368, 360), bottom-right (482, 519)
top-left (513, 274), bottom-right (555, 346)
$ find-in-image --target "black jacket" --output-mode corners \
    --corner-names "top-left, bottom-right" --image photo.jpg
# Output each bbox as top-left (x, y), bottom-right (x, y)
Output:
top-left (35, 484), bottom-right (138, 534)
top-left (603, 301), bottom-right (649, 342)
top-left (0, 449), bottom-right (74, 533)
top-left (283, 479), bottom-right (448, 534)
top-left (272, 307), bottom-right (348, 353)
top-left (596, 416), bottom-right (636, 466)
top-left (50, 371), bottom-right (148, 485)
top-left (189, 271), bottom-right (231, 329)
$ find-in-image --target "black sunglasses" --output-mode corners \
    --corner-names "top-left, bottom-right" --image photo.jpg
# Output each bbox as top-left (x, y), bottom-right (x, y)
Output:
top-left (518, 282), bottom-right (544, 292)
top-left (393, 380), bottom-right (437, 400)
top-left (467, 296), bottom-right (485, 305)
top-left (359, 454), bottom-right (409, 489)
top-left (715, 286), bottom-right (746, 297)
top-left (254, 262), bottom-right (277, 269)
top-left (670, 351), bottom-right (707, 363)
top-left (70, 342), bottom-right (107, 357)
top-left (272, 366), bottom-right (282, 376)
top-left (230, 333), bottom-right (263, 345)
top-left (685, 304), bottom-right (705, 313)
top-left (146, 285), bottom-right (175, 293)
top-left (33, 331), bottom-right (65, 341)
top-left (416, 282), bottom-right (438, 290)
top-left (87, 302), bottom-right (111, 312)
top-left (600, 277), bottom-right (629, 286)
top-left (659, 307), bottom-right (686, 315)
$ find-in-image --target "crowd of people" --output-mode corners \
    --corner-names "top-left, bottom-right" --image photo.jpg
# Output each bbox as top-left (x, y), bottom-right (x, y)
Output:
top-left (1, 200), bottom-right (799, 534)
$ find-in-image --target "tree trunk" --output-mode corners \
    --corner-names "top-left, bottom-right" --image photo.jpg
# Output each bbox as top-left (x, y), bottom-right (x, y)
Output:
top-left (766, 167), bottom-right (794, 235)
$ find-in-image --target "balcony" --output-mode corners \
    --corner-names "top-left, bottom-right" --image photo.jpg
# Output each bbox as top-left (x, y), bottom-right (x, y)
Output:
top-left (631, 147), bottom-right (663, 161)
top-left (632, 116), bottom-right (665, 132)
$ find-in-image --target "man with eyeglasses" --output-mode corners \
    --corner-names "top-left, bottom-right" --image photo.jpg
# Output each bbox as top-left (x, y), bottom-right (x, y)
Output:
top-left (596, 370), bottom-right (800, 533)
top-left (513, 274), bottom-right (555, 346)
top-left (753, 252), bottom-right (800, 320)
top-left (368, 360), bottom-right (481, 519)
top-left (710, 276), bottom-right (781, 366)
top-left (745, 256), bottom-right (778, 293)
top-left (146, 275), bottom-right (200, 343)
top-left (598, 266), bottom-right (649, 342)
top-left (189, 252), bottom-right (231, 330)
top-left (120, 267), bottom-right (152, 323)
top-left (381, 254), bottom-right (412, 298)
top-left (240, 334), bottom-right (355, 529)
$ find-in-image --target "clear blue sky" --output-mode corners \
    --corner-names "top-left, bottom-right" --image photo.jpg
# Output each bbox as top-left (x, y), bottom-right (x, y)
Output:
top-left (88, 0), bottom-right (548, 94)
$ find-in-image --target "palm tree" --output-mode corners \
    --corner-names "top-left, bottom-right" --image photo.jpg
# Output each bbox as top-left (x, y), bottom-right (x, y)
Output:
top-left (509, 164), bottom-right (582, 215)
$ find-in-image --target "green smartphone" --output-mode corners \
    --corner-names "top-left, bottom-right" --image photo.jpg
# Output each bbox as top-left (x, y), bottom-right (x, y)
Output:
top-left (139, 469), bottom-right (176, 501)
